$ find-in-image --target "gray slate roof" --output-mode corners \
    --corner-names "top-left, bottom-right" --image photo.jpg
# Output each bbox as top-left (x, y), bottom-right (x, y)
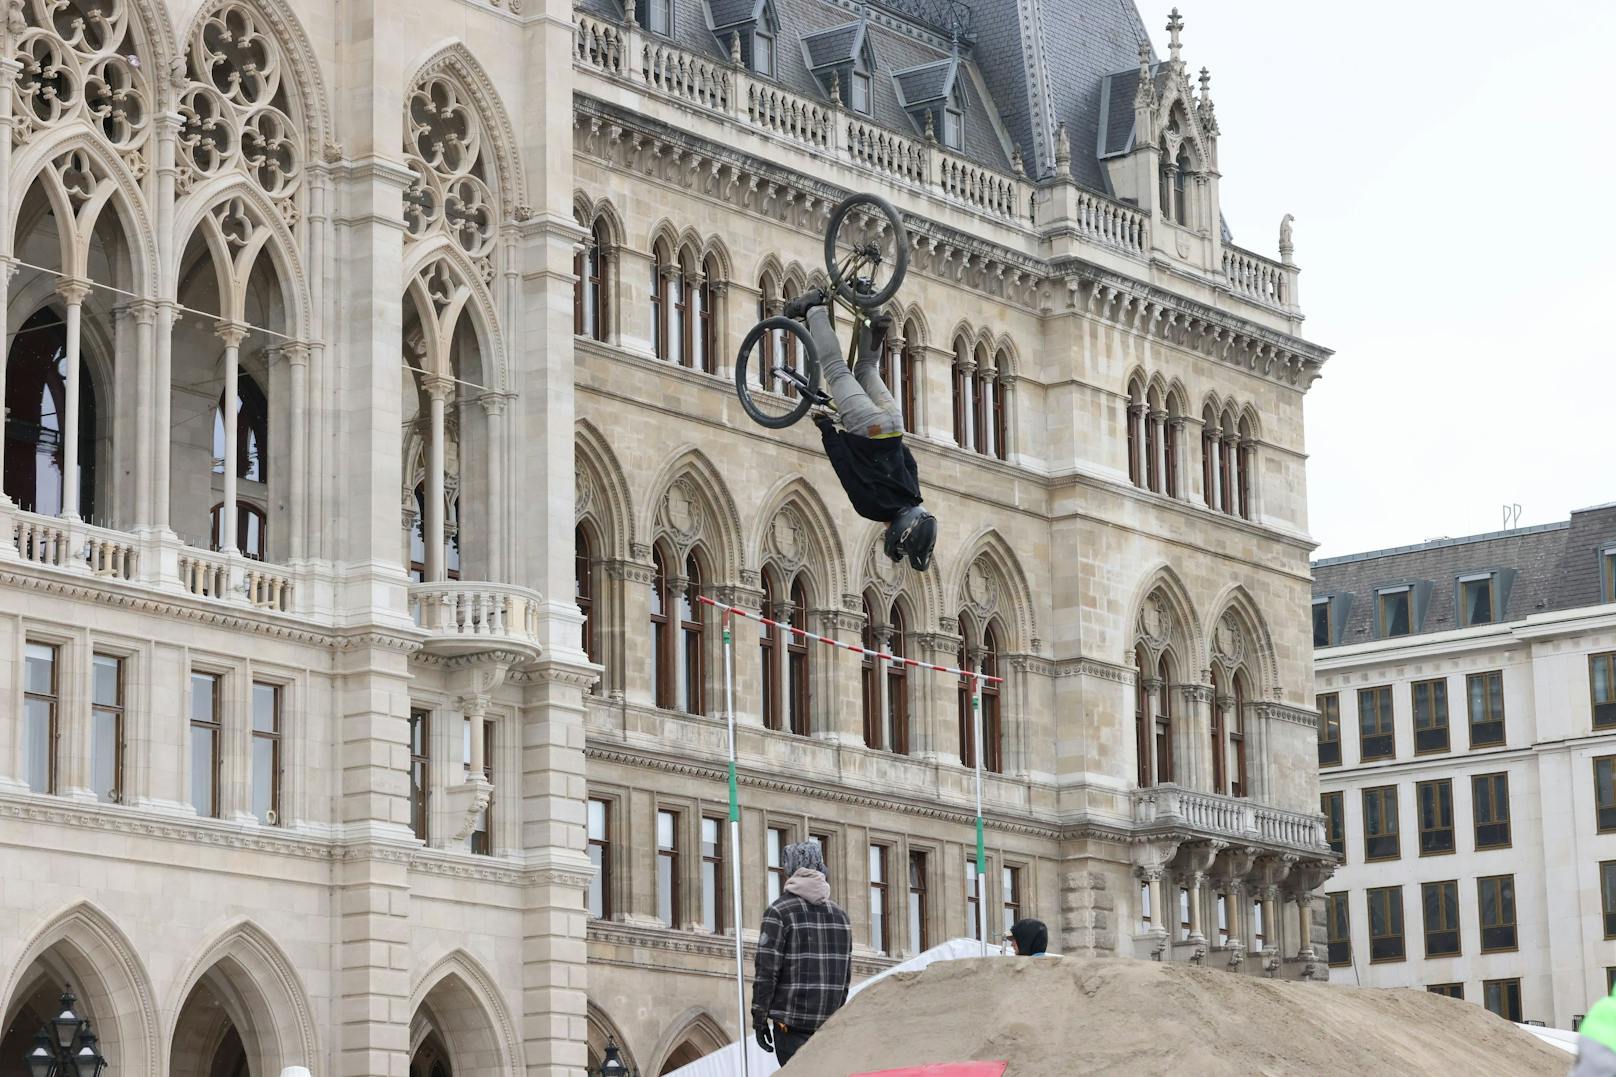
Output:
top-left (1311, 503), bottom-right (1616, 646)
top-left (580, 0), bottom-right (1182, 184)
top-left (892, 58), bottom-right (954, 106)
top-left (802, 21), bottom-right (860, 67)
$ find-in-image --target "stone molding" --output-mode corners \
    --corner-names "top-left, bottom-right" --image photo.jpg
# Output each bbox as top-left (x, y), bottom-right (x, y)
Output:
top-left (1255, 702), bottom-right (1318, 728)
top-left (1054, 657), bottom-right (1136, 684)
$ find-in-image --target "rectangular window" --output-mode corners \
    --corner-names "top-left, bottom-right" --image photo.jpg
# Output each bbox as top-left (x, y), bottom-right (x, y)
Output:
top-left (190, 672), bottom-right (221, 817)
top-left (851, 70), bottom-right (871, 114)
top-left (1421, 880), bottom-right (1461, 957)
top-left (23, 642), bottom-right (58, 794)
top-left (908, 851), bottom-right (929, 954)
top-left (966, 859), bottom-right (982, 941)
top-left (869, 844), bottom-right (889, 954)
top-left (1367, 886), bottom-right (1405, 962)
top-left (1251, 898), bottom-right (1265, 949)
top-left (1139, 882), bottom-right (1152, 931)
top-left (1317, 693), bottom-right (1341, 767)
top-left (810, 832), bottom-right (834, 892)
top-left (657, 809), bottom-right (680, 926)
top-left (1483, 978), bottom-right (1522, 1022)
top-left (250, 682), bottom-right (281, 825)
top-left (1216, 892), bottom-right (1230, 947)
top-left (463, 719), bottom-right (494, 855)
top-left (90, 653), bottom-right (123, 804)
top-left (1477, 874), bottom-right (1517, 952)
top-left (1428, 983), bottom-right (1464, 1000)
top-left (1362, 785), bottom-right (1400, 861)
top-left (1609, 967), bottom-right (1616, 995)
top-left (1412, 678), bottom-right (1450, 754)
top-left (1416, 779), bottom-right (1455, 855)
top-left (1597, 757), bottom-right (1616, 833)
top-left (767, 826), bottom-right (788, 903)
top-left (1002, 866), bottom-right (1022, 939)
top-left (754, 32), bottom-right (775, 77)
top-left (1472, 772), bottom-right (1512, 849)
top-left (1377, 587), bottom-right (1411, 638)
top-left (408, 708), bottom-right (430, 842)
top-left (1467, 670), bottom-right (1506, 747)
top-left (1593, 653), bottom-right (1616, 730)
top-left (1358, 686), bottom-right (1395, 761)
top-left (1601, 861), bottom-right (1616, 938)
top-left (942, 107), bottom-right (963, 150)
top-left (647, 0), bottom-right (670, 36)
top-left (1325, 892), bottom-right (1350, 967)
top-left (1313, 599), bottom-right (1331, 648)
top-left (1459, 575), bottom-right (1495, 626)
top-left (702, 817), bottom-right (724, 933)
top-left (1179, 887), bottom-right (1191, 939)
top-left (1321, 790), bottom-right (1345, 858)
top-left (587, 798), bottom-right (610, 919)
top-left (1605, 549), bottom-right (1616, 603)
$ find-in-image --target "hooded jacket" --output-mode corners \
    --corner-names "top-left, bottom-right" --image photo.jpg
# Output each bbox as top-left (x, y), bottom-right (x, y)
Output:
top-left (751, 868), bottom-right (853, 1033)
top-left (1009, 918), bottom-right (1049, 957)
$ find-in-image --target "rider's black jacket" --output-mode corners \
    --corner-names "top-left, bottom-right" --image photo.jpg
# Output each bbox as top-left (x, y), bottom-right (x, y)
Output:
top-left (815, 417), bottom-right (922, 522)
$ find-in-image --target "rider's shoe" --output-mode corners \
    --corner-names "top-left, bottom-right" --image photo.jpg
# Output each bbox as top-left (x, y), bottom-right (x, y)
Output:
top-left (782, 288), bottom-right (828, 320)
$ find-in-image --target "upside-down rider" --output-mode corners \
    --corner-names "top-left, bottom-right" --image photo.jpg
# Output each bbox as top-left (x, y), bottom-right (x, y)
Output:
top-left (784, 287), bottom-right (938, 571)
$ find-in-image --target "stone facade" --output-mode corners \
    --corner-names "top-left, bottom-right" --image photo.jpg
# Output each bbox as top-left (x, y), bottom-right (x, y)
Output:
top-left (1315, 505), bottom-right (1616, 1030)
top-left (0, 0), bottom-right (1331, 1074)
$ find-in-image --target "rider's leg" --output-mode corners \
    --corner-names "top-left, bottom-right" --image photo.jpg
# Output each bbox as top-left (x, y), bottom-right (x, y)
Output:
top-left (852, 313), bottom-right (904, 435)
top-left (801, 304), bottom-right (897, 438)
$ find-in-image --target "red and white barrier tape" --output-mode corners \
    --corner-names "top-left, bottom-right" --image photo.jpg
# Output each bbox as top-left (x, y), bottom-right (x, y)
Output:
top-left (697, 594), bottom-right (1002, 684)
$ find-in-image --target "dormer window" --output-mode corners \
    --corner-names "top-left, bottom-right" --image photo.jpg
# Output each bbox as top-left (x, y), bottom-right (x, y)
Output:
top-left (803, 20), bottom-right (877, 113)
top-left (894, 57), bottom-right (966, 149)
top-left (705, 0), bottom-right (778, 77)
top-left (639, 0), bottom-right (672, 35)
top-left (1312, 599), bottom-right (1331, 648)
top-left (851, 70), bottom-right (871, 113)
top-left (942, 105), bottom-right (963, 149)
top-left (1377, 586), bottom-right (1411, 638)
top-left (1603, 545), bottom-right (1616, 603)
top-left (1458, 573), bottom-right (1496, 627)
top-left (754, 30), bottom-right (774, 76)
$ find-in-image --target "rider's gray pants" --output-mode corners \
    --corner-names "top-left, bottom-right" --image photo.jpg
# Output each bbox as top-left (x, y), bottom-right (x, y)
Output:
top-left (804, 306), bottom-right (903, 438)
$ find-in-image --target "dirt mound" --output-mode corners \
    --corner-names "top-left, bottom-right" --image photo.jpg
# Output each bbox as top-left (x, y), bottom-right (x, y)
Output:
top-left (781, 957), bottom-right (1568, 1076)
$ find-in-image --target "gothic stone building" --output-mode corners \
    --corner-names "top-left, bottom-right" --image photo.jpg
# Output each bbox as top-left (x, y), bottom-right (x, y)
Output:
top-left (0, 0), bottom-right (1332, 1073)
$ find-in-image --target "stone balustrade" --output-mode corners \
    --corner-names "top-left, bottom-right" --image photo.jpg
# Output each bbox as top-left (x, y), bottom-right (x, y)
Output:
top-left (1133, 784), bottom-right (1328, 852)
top-left (177, 550), bottom-right (232, 600)
top-left (409, 581), bottom-right (544, 658)
top-left (1222, 246), bottom-right (1293, 310)
top-left (10, 510), bottom-right (137, 579)
top-left (1073, 187), bottom-right (1149, 256)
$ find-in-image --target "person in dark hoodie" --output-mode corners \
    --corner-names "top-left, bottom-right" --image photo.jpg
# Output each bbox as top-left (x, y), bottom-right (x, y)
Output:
top-left (782, 289), bottom-right (938, 571)
top-left (1007, 917), bottom-right (1049, 957)
top-left (752, 840), bottom-right (853, 1065)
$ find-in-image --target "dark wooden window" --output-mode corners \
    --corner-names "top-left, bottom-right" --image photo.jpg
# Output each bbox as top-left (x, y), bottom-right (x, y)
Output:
top-left (701, 816), bottom-right (725, 933)
top-left (90, 654), bottom-right (123, 804)
top-left (680, 554), bottom-right (705, 715)
top-left (466, 719), bottom-right (494, 855)
top-left (651, 546), bottom-right (674, 709)
top-left (887, 606), bottom-right (909, 754)
top-left (1466, 670), bottom-right (1506, 747)
top-left (1459, 574), bottom-right (1495, 626)
top-left (1592, 653), bottom-right (1616, 730)
top-left (1230, 674), bottom-right (1248, 797)
top-left (1358, 686), bottom-right (1395, 761)
top-left (982, 629), bottom-right (1003, 773)
top-left (1126, 394), bottom-right (1142, 486)
top-left (1362, 785), bottom-right (1400, 861)
top-left (787, 580), bottom-right (810, 735)
top-left (1164, 416), bottom-right (1179, 496)
top-left (1154, 655), bottom-right (1174, 784)
top-left (862, 597), bottom-right (880, 749)
top-left (952, 355), bottom-right (968, 447)
top-left (1377, 588), bottom-right (1411, 638)
top-left (1317, 692), bottom-right (1341, 766)
top-left (766, 826), bottom-right (788, 902)
top-left (574, 220), bottom-right (609, 341)
top-left (1413, 678), bottom-right (1450, 754)
top-left (692, 266), bottom-right (716, 374)
top-left (190, 672), bottom-right (222, 817)
top-left (1367, 886), bottom-right (1405, 962)
top-left (1483, 978), bottom-right (1522, 1022)
top-left (1326, 891), bottom-right (1350, 966)
top-left (1416, 779), bottom-right (1454, 855)
top-left (575, 525), bottom-right (597, 667)
top-left (1471, 772), bottom-right (1512, 849)
top-left (1601, 861), bottom-right (1616, 938)
top-left (1477, 874), bottom-right (1517, 952)
top-left (650, 255), bottom-right (665, 360)
top-left (1421, 880), bottom-right (1460, 957)
top-left (1200, 418), bottom-right (1217, 509)
top-left (760, 573), bottom-right (780, 729)
top-left (1210, 668), bottom-right (1226, 794)
top-left (1002, 865), bottom-right (1022, 939)
top-left (1321, 790), bottom-right (1345, 858)
top-left (250, 682), bottom-right (282, 825)
top-left (409, 708), bottom-right (430, 842)
top-left (1428, 983), bottom-right (1463, 1000)
top-left (587, 797), bottom-right (610, 918)
top-left (1313, 601), bottom-right (1331, 648)
top-left (908, 851), bottom-right (929, 954)
top-left (657, 808), bottom-right (680, 926)
top-left (1136, 648), bottom-right (1153, 786)
top-left (1596, 757), bottom-right (1616, 833)
top-left (23, 642), bottom-right (58, 794)
top-left (210, 502), bottom-right (268, 560)
top-left (869, 844), bottom-right (890, 954)
top-left (966, 858), bottom-right (983, 941)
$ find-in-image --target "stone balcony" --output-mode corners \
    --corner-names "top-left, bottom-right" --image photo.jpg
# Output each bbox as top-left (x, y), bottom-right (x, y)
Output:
top-left (408, 580), bottom-right (545, 661)
top-left (1131, 784), bottom-right (1329, 856)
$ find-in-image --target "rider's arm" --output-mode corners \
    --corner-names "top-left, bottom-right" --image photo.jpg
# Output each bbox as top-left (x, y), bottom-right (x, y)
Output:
top-left (817, 418), bottom-right (860, 490)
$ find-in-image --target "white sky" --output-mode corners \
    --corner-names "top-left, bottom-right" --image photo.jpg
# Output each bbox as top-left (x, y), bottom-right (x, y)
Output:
top-left (1140, 1), bottom-right (1616, 558)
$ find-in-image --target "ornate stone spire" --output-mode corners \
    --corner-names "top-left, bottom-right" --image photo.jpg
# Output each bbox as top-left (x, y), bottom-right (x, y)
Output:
top-left (1134, 42), bottom-right (1156, 109)
top-left (1166, 7), bottom-right (1184, 66)
top-left (1197, 66), bottom-right (1219, 133)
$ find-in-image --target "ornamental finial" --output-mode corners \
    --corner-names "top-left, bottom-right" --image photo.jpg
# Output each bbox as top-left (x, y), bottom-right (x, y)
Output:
top-left (1166, 8), bottom-right (1184, 65)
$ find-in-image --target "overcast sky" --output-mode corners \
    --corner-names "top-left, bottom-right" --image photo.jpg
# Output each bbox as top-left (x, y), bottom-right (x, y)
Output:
top-left (1140, 1), bottom-right (1615, 558)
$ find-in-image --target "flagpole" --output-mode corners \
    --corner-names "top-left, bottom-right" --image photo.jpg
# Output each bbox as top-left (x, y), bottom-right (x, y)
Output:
top-left (724, 610), bottom-right (750, 1077)
top-left (974, 672), bottom-right (987, 957)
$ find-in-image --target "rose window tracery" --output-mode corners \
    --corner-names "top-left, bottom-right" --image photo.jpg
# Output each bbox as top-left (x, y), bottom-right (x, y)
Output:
top-left (11, 0), bottom-right (151, 151)
top-left (403, 74), bottom-right (498, 262)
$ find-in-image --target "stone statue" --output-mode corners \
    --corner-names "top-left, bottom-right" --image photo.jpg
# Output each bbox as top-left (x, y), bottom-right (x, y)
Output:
top-left (1279, 214), bottom-right (1295, 261)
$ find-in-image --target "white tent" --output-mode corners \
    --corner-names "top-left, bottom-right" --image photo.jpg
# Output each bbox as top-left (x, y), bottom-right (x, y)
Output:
top-left (664, 938), bottom-right (1008, 1077)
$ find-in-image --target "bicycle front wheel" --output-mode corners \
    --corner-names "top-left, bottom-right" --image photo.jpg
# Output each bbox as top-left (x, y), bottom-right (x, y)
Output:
top-left (824, 193), bottom-right (910, 309)
top-left (734, 317), bottom-right (820, 429)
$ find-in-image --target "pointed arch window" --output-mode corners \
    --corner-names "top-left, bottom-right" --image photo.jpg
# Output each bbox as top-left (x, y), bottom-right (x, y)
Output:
top-left (679, 552), bottom-right (706, 715)
top-left (1126, 378), bottom-right (1145, 487)
top-left (887, 605), bottom-right (909, 754)
top-left (756, 275), bottom-right (800, 394)
top-left (787, 579), bottom-right (811, 736)
top-left (651, 545), bottom-right (675, 709)
top-left (1201, 407), bottom-right (1219, 510)
top-left (575, 219), bottom-right (609, 342)
top-left (862, 595), bottom-right (880, 748)
top-left (1154, 655), bottom-right (1175, 784)
top-left (3, 308), bottom-right (96, 517)
top-left (1231, 671), bottom-right (1249, 798)
top-left (1174, 146), bottom-right (1192, 226)
top-left (951, 338), bottom-right (971, 449)
top-left (862, 598), bottom-right (909, 754)
top-left (1164, 404), bottom-right (1181, 497)
top-left (575, 524), bottom-right (597, 668)
top-left (760, 571), bottom-right (782, 729)
top-left (212, 368), bottom-right (268, 482)
top-left (957, 620), bottom-right (1004, 772)
top-left (1135, 646), bottom-right (1152, 787)
top-left (1236, 416), bottom-right (1255, 520)
top-left (691, 256), bottom-right (719, 374)
top-left (1210, 667), bottom-right (1226, 794)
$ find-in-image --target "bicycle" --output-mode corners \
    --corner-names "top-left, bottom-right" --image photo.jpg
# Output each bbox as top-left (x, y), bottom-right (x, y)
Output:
top-left (733, 193), bottom-right (910, 429)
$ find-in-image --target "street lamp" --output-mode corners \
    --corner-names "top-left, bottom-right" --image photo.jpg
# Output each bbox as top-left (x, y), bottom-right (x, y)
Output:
top-left (598, 1036), bottom-right (633, 1077)
top-left (24, 987), bottom-right (106, 1077)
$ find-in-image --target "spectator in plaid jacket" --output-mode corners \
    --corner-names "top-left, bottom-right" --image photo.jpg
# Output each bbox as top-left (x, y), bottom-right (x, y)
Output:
top-left (752, 840), bottom-right (853, 1065)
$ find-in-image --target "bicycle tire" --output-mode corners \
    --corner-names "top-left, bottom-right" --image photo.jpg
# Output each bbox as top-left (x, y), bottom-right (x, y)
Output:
top-left (824, 193), bottom-right (910, 309)
top-left (734, 316), bottom-right (820, 429)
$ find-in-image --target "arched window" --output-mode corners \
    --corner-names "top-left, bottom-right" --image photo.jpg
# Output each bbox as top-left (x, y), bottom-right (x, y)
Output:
top-left (957, 619), bottom-right (1002, 771)
top-left (756, 274), bottom-right (800, 394)
top-left (679, 552), bottom-right (705, 714)
top-left (3, 308), bottom-right (96, 517)
top-left (1126, 377), bottom-right (1145, 487)
top-left (668, 251), bottom-right (689, 367)
top-left (971, 345), bottom-right (991, 457)
top-left (1158, 142), bottom-right (1173, 218)
top-left (576, 524), bottom-right (597, 668)
top-left (861, 598), bottom-right (909, 754)
top-left (1144, 386), bottom-right (1161, 492)
top-left (1154, 655), bottom-right (1175, 784)
top-left (212, 368), bottom-right (268, 482)
top-left (651, 244), bottom-right (670, 360)
top-left (574, 218), bottom-right (609, 342)
top-left (1231, 670), bottom-right (1249, 798)
top-left (1201, 406), bottom-right (1219, 511)
top-left (787, 579), bottom-right (810, 735)
top-left (887, 605), bottom-right (909, 755)
top-left (1134, 646), bottom-right (1152, 787)
top-left (760, 571), bottom-right (781, 729)
top-left (211, 503), bottom-right (267, 560)
top-left (990, 348), bottom-right (1010, 459)
top-left (689, 255), bottom-right (718, 374)
top-left (951, 337), bottom-right (971, 448)
top-left (1219, 411), bottom-right (1236, 513)
top-left (1209, 666), bottom-right (1226, 794)
top-left (1236, 415), bottom-right (1255, 520)
top-left (861, 595), bottom-right (879, 748)
top-left (1174, 146), bottom-right (1192, 226)
top-left (409, 483), bottom-right (461, 581)
top-left (1164, 395), bottom-right (1181, 497)
top-left (651, 545), bottom-right (673, 708)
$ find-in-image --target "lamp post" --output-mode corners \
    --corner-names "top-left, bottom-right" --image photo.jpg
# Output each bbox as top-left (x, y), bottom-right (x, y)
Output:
top-left (24, 987), bottom-right (106, 1077)
top-left (598, 1036), bottom-right (633, 1077)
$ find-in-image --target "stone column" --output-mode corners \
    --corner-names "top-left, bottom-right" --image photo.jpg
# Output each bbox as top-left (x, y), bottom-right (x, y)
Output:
top-left (422, 375), bottom-right (452, 583)
top-left (871, 623), bottom-right (892, 750)
top-left (952, 354), bottom-right (975, 448)
top-left (1126, 402), bottom-right (1147, 485)
top-left (1261, 884), bottom-right (1281, 959)
top-left (216, 323), bottom-right (248, 551)
top-left (1166, 415), bottom-right (1187, 498)
top-left (285, 343), bottom-right (310, 563)
top-left (480, 392), bottom-right (510, 581)
top-left (1220, 432), bottom-right (1237, 513)
top-left (812, 606), bottom-right (861, 745)
top-left (56, 280), bottom-right (92, 519)
top-left (1148, 408), bottom-right (1167, 492)
top-left (1139, 676), bottom-right (1161, 784)
top-left (1186, 870), bottom-right (1206, 944)
top-left (707, 280), bottom-right (729, 376)
top-left (1177, 683), bottom-right (1212, 791)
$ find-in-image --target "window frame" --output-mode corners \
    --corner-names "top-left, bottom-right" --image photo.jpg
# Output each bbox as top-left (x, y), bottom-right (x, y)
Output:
top-left (465, 718), bottom-right (494, 855)
top-left (22, 640), bottom-right (61, 795)
top-left (679, 553), bottom-right (705, 716)
top-left (965, 856), bottom-right (985, 942)
top-left (1412, 678), bottom-right (1450, 755)
top-left (1002, 864), bottom-right (1023, 939)
top-left (1483, 978), bottom-right (1522, 1022)
top-left (1325, 891), bottom-right (1351, 967)
top-left (1367, 885), bottom-right (1405, 963)
top-left (1376, 586), bottom-right (1412, 639)
top-left (189, 670), bottom-right (223, 818)
top-left (760, 573), bottom-right (781, 730)
top-left (657, 807), bottom-right (682, 927)
top-left (786, 579), bottom-right (811, 736)
top-left (908, 849), bottom-right (930, 954)
top-left (701, 815), bottom-right (725, 934)
top-left (1421, 879), bottom-right (1461, 958)
top-left (1471, 772), bottom-right (1512, 850)
top-left (89, 652), bottom-right (125, 805)
top-left (766, 825), bottom-right (790, 903)
top-left (575, 524), bottom-right (597, 669)
top-left (1428, 983), bottom-right (1464, 1000)
top-left (1458, 573), bottom-right (1497, 627)
top-left (250, 680), bottom-right (283, 826)
top-left (1362, 785), bottom-right (1400, 862)
top-left (1415, 778), bottom-right (1455, 856)
top-left (1321, 790), bottom-right (1345, 859)
top-left (1317, 692), bottom-right (1341, 767)
top-left (1312, 599), bottom-right (1332, 648)
top-left (1591, 652), bottom-right (1616, 731)
top-left (409, 707), bottom-right (431, 843)
top-left (869, 843), bottom-right (890, 954)
top-left (1596, 756), bottom-right (1616, 834)
top-left (1466, 670), bottom-right (1506, 748)
top-left (1357, 685), bottom-right (1394, 762)
top-left (1600, 860), bottom-right (1616, 939)
top-left (1477, 874), bottom-right (1518, 953)
top-left (1604, 547), bottom-right (1616, 604)
top-left (587, 796), bottom-right (612, 919)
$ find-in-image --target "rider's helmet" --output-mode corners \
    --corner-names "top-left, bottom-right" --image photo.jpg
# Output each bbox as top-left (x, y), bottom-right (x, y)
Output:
top-left (884, 506), bottom-right (937, 572)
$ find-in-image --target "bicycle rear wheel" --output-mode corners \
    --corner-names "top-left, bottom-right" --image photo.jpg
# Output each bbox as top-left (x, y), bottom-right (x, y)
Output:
top-left (824, 193), bottom-right (910, 309)
top-left (734, 316), bottom-right (820, 429)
